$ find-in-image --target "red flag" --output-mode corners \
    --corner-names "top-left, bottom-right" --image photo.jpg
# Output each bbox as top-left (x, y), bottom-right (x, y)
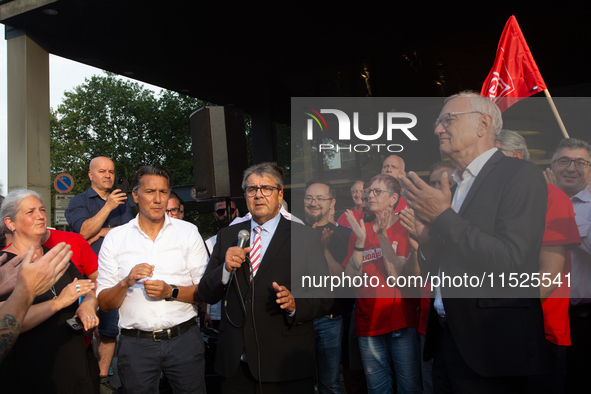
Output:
top-left (481, 15), bottom-right (546, 112)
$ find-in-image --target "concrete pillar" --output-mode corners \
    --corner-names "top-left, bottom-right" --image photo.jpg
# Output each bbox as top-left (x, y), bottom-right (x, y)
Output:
top-left (6, 32), bottom-right (51, 223)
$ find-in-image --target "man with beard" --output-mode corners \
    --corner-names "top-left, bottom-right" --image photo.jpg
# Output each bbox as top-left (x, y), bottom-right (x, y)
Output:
top-left (204, 199), bottom-right (240, 329)
top-left (304, 179), bottom-right (352, 394)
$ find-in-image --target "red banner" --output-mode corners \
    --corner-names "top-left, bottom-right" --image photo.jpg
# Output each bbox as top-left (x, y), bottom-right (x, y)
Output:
top-left (481, 15), bottom-right (546, 112)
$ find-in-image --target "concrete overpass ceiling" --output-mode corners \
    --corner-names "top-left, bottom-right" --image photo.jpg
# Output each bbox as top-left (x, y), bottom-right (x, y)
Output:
top-left (2, 1), bottom-right (591, 125)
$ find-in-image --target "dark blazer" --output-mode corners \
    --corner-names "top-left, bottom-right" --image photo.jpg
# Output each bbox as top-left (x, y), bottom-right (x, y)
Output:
top-left (198, 216), bottom-right (333, 382)
top-left (421, 150), bottom-right (549, 377)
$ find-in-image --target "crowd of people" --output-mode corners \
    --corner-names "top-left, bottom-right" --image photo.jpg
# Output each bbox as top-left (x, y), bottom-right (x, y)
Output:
top-left (1, 90), bottom-right (590, 394)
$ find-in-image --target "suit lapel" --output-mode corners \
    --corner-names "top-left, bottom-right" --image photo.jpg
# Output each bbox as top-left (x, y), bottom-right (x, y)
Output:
top-left (253, 216), bottom-right (290, 285)
top-left (231, 221), bottom-right (252, 291)
top-left (458, 150), bottom-right (503, 216)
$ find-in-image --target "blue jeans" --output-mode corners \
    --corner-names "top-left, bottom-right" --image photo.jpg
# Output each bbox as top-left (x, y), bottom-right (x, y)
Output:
top-left (98, 308), bottom-right (119, 337)
top-left (314, 315), bottom-right (343, 394)
top-left (358, 328), bottom-right (421, 394)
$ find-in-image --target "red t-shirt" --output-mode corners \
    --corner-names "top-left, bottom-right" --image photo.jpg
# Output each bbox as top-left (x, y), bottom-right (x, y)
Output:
top-left (393, 196), bottom-right (409, 214)
top-left (542, 184), bottom-right (581, 346)
top-left (337, 207), bottom-right (364, 228)
top-left (44, 229), bottom-right (98, 349)
top-left (44, 230), bottom-right (98, 277)
top-left (343, 219), bottom-right (417, 337)
top-left (418, 285), bottom-right (431, 336)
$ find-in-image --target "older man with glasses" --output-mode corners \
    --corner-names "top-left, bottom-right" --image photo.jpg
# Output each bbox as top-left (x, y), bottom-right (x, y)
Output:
top-left (544, 138), bottom-right (591, 392)
top-left (399, 91), bottom-right (548, 393)
top-left (199, 162), bottom-right (333, 394)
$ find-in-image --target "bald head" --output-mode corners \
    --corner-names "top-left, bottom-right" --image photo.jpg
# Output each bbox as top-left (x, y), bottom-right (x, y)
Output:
top-left (381, 155), bottom-right (406, 177)
top-left (88, 156), bottom-right (115, 195)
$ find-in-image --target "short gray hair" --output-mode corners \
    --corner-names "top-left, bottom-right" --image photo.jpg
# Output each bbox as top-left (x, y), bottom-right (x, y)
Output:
top-left (445, 91), bottom-right (503, 140)
top-left (551, 138), bottom-right (591, 163)
top-left (351, 180), bottom-right (364, 192)
top-left (0, 189), bottom-right (44, 234)
top-left (497, 129), bottom-right (531, 161)
top-left (241, 162), bottom-right (285, 190)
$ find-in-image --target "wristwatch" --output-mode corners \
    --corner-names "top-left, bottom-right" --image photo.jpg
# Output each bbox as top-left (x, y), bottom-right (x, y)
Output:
top-left (166, 284), bottom-right (179, 301)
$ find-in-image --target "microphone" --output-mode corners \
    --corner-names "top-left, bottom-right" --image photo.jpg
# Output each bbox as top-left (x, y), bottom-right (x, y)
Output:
top-left (237, 229), bottom-right (250, 248)
top-left (231, 230), bottom-right (251, 274)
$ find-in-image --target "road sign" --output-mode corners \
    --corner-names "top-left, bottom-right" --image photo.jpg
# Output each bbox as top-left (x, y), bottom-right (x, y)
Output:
top-left (54, 173), bottom-right (74, 193)
top-left (55, 194), bottom-right (74, 209)
top-left (190, 186), bottom-right (197, 200)
top-left (54, 209), bottom-right (68, 225)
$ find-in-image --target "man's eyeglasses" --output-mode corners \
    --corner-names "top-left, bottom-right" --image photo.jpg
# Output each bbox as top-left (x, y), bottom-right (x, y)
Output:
top-left (553, 157), bottom-right (591, 169)
top-left (366, 188), bottom-right (391, 197)
top-left (215, 207), bottom-right (237, 216)
top-left (166, 208), bottom-right (183, 215)
top-left (244, 185), bottom-right (281, 197)
top-left (434, 111), bottom-right (483, 130)
top-left (304, 197), bottom-right (334, 205)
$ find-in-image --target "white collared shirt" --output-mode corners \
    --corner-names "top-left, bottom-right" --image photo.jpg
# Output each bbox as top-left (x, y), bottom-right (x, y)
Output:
top-left (570, 187), bottom-right (591, 305)
top-left (434, 148), bottom-right (498, 316)
top-left (97, 214), bottom-right (209, 331)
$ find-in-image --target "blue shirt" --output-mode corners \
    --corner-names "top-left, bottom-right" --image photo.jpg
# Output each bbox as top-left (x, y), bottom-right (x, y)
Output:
top-left (65, 187), bottom-right (134, 254)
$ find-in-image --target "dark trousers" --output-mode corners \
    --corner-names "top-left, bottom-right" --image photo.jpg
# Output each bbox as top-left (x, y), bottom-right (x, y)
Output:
top-left (221, 361), bottom-right (315, 394)
top-left (527, 339), bottom-right (566, 394)
top-left (565, 304), bottom-right (591, 393)
top-left (117, 324), bottom-right (205, 394)
top-left (432, 325), bottom-right (527, 394)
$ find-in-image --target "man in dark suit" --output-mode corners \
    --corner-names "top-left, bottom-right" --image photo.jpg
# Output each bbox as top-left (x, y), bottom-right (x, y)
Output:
top-left (198, 162), bottom-right (333, 394)
top-left (399, 92), bottom-right (548, 393)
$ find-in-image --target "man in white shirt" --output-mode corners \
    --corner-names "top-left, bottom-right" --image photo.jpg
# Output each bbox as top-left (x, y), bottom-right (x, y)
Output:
top-left (97, 165), bottom-right (209, 394)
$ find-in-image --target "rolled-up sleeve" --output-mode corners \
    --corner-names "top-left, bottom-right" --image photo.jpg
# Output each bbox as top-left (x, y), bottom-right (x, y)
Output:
top-left (96, 230), bottom-right (120, 296)
top-left (188, 225), bottom-right (209, 284)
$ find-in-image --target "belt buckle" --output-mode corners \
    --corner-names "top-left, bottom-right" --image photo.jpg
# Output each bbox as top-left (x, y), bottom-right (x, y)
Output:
top-left (152, 328), bottom-right (171, 341)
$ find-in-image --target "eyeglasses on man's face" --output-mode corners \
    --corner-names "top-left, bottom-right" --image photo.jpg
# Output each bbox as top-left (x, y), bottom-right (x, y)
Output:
top-left (244, 185), bottom-right (281, 197)
top-left (304, 197), bottom-right (333, 205)
top-left (434, 111), bottom-right (483, 130)
top-left (166, 208), bottom-right (183, 215)
top-left (553, 157), bottom-right (591, 170)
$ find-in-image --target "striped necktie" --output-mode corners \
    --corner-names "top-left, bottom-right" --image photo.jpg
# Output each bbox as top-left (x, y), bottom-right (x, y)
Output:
top-left (250, 226), bottom-right (262, 282)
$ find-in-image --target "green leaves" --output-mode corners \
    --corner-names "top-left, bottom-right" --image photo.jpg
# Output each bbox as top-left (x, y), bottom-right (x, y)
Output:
top-left (50, 72), bottom-right (211, 194)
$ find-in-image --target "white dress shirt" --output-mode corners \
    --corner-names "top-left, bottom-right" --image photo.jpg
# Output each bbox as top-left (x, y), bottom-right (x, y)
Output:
top-left (97, 215), bottom-right (209, 331)
top-left (570, 187), bottom-right (591, 305)
top-left (434, 148), bottom-right (498, 316)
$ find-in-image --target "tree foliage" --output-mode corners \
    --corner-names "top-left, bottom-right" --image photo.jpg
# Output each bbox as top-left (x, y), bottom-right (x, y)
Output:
top-left (50, 72), bottom-right (213, 227)
top-left (51, 72), bottom-right (210, 193)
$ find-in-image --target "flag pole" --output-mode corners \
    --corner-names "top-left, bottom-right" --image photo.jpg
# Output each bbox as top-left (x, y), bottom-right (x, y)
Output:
top-left (543, 89), bottom-right (569, 138)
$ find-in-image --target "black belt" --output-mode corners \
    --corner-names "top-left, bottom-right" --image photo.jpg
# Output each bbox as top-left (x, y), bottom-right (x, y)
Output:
top-left (121, 318), bottom-right (197, 341)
